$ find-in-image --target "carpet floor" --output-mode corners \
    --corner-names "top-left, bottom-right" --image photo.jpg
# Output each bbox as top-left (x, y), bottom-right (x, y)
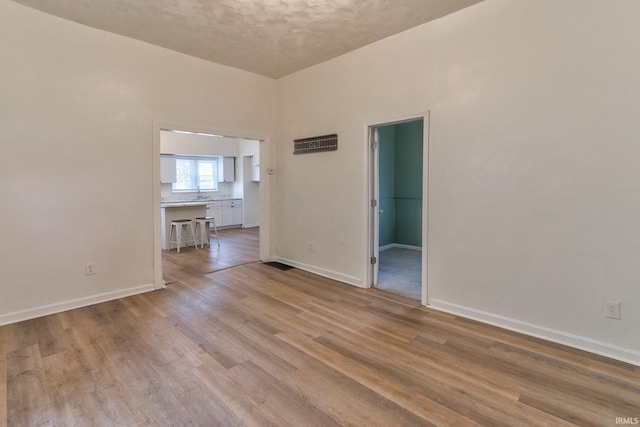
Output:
top-left (376, 247), bottom-right (421, 300)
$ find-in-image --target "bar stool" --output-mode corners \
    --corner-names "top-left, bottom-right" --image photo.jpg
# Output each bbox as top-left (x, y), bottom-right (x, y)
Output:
top-left (194, 217), bottom-right (220, 248)
top-left (169, 219), bottom-right (198, 253)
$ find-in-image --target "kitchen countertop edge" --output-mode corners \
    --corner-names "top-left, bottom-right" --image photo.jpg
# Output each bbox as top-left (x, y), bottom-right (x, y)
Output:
top-left (161, 198), bottom-right (241, 208)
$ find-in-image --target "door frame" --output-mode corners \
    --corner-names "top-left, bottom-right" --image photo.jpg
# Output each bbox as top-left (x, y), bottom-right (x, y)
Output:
top-left (152, 121), bottom-right (271, 289)
top-left (365, 111), bottom-right (430, 306)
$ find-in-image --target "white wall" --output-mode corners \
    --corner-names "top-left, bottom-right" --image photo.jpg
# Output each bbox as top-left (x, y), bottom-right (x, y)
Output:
top-left (0, 0), bottom-right (275, 323)
top-left (160, 131), bottom-right (240, 157)
top-left (275, 0), bottom-right (640, 363)
top-left (239, 138), bottom-right (261, 227)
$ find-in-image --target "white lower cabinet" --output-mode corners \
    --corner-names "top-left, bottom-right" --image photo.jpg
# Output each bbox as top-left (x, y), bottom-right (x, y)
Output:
top-left (206, 199), bottom-right (242, 227)
top-left (206, 203), bottom-right (222, 227)
top-left (222, 199), bottom-right (242, 226)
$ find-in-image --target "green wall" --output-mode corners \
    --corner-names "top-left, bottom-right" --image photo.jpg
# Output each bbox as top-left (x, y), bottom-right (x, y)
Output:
top-left (378, 120), bottom-right (423, 247)
top-left (378, 125), bottom-right (396, 246)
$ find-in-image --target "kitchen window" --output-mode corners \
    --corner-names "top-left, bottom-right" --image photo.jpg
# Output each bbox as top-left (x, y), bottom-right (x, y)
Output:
top-left (173, 156), bottom-right (219, 192)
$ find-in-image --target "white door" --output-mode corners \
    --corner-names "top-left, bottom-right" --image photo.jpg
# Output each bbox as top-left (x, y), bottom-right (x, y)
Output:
top-left (370, 127), bottom-right (380, 287)
top-left (369, 114), bottom-right (429, 305)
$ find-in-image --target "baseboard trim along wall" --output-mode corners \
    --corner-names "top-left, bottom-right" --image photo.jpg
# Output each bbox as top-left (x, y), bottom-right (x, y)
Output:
top-left (380, 243), bottom-right (422, 252)
top-left (429, 299), bottom-right (640, 367)
top-left (271, 256), bottom-right (363, 288)
top-left (0, 283), bottom-right (157, 326)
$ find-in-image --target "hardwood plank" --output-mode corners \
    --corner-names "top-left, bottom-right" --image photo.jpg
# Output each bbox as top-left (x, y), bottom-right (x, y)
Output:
top-left (162, 226), bottom-right (259, 284)
top-left (6, 344), bottom-right (55, 426)
top-left (1, 235), bottom-right (638, 426)
top-left (433, 313), bottom-right (640, 382)
top-left (0, 323), bottom-right (11, 354)
top-left (35, 314), bottom-right (68, 358)
top-left (69, 316), bottom-right (160, 425)
top-left (277, 332), bottom-right (470, 427)
top-left (172, 314), bottom-right (250, 369)
top-left (229, 360), bottom-right (341, 427)
top-left (209, 304), bottom-right (312, 376)
top-left (0, 320), bottom-right (37, 356)
top-left (185, 361), bottom-right (266, 426)
top-left (306, 329), bottom-right (569, 427)
top-left (41, 350), bottom-right (102, 426)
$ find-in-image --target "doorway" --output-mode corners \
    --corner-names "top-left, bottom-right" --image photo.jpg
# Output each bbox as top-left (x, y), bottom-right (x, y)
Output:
top-left (152, 123), bottom-right (270, 289)
top-left (369, 114), bottom-right (428, 304)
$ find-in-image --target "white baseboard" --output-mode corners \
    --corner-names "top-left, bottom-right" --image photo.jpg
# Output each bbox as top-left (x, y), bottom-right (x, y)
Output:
top-left (380, 243), bottom-right (422, 252)
top-left (0, 283), bottom-right (156, 326)
top-left (271, 256), bottom-right (363, 288)
top-left (243, 223), bottom-right (259, 228)
top-left (429, 299), bottom-right (640, 367)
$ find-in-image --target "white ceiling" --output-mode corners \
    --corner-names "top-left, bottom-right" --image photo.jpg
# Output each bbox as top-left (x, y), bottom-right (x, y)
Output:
top-left (12, 0), bottom-right (483, 79)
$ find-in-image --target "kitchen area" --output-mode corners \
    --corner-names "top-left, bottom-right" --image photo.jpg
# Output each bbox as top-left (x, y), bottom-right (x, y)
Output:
top-left (159, 129), bottom-right (260, 251)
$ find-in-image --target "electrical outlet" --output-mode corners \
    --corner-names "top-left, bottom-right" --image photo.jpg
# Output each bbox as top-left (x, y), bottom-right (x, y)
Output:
top-left (605, 302), bottom-right (621, 320)
top-left (308, 241), bottom-right (315, 252)
top-left (84, 262), bottom-right (96, 276)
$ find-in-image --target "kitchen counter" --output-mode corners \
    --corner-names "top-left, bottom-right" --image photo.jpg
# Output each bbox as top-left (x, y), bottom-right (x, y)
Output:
top-left (160, 201), bottom-right (210, 208)
top-left (160, 198), bottom-right (243, 249)
top-left (161, 196), bottom-right (238, 208)
top-left (160, 204), bottom-right (207, 250)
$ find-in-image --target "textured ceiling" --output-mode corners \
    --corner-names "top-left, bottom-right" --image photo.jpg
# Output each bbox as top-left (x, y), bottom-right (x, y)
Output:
top-left (12, 0), bottom-right (483, 78)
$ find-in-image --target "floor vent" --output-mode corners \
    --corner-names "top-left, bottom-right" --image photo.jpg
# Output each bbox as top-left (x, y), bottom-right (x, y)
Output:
top-left (263, 262), bottom-right (295, 271)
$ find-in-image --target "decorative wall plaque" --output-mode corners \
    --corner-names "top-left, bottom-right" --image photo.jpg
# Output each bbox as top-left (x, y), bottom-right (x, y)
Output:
top-left (293, 134), bottom-right (338, 154)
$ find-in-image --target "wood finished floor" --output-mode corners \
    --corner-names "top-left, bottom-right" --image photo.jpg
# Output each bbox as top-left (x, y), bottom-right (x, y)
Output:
top-left (162, 226), bottom-right (260, 284)
top-left (2, 232), bottom-right (639, 425)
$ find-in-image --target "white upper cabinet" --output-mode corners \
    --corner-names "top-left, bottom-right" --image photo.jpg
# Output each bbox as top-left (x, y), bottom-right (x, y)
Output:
top-left (160, 155), bottom-right (176, 183)
top-left (219, 157), bottom-right (235, 182)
